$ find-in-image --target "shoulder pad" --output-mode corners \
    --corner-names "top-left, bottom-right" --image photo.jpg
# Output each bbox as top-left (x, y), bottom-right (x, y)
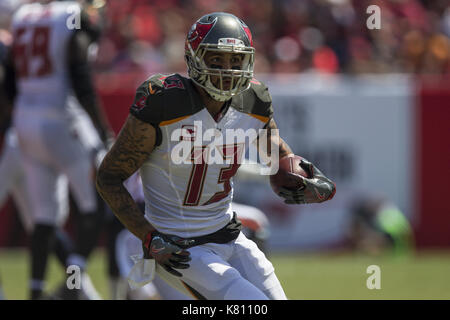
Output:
top-left (129, 73), bottom-right (198, 127)
top-left (249, 79), bottom-right (272, 105)
top-left (129, 75), bottom-right (165, 126)
top-left (231, 78), bottom-right (273, 123)
top-left (146, 73), bottom-right (186, 95)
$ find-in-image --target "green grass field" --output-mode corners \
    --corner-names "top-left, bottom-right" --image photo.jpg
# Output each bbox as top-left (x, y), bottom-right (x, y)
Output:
top-left (1, 249), bottom-right (449, 300)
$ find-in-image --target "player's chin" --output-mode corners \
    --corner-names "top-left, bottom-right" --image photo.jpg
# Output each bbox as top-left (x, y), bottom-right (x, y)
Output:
top-left (211, 78), bottom-right (233, 91)
top-left (212, 83), bottom-right (232, 91)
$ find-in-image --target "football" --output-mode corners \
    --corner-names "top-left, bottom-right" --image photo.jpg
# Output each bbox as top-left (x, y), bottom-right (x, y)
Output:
top-left (270, 155), bottom-right (310, 194)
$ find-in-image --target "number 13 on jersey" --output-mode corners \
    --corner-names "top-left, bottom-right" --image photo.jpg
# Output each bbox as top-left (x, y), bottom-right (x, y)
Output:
top-left (183, 143), bottom-right (245, 206)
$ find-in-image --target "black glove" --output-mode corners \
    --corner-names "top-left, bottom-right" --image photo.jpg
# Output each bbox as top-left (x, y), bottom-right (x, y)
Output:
top-left (143, 231), bottom-right (195, 277)
top-left (278, 159), bottom-right (336, 205)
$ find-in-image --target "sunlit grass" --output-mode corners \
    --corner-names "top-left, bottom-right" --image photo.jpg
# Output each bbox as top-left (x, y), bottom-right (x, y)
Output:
top-left (1, 249), bottom-right (449, 300)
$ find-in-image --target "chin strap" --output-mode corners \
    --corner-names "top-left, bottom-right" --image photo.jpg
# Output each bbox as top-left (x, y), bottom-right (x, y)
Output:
top-left (202, 76), bottom-right (232, 102)
top-left (206, 89), bottom-right (232, 102)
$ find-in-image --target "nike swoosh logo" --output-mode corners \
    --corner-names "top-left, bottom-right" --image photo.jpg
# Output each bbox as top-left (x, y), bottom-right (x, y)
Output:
top-left (148, 82), bottom-right (156, 95)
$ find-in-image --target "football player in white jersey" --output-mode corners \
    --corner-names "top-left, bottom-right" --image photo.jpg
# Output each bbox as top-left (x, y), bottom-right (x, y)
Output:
top-left (97, 12), bottom-right (336, 300)
top-left (6, 0), bottom-right (113, 299)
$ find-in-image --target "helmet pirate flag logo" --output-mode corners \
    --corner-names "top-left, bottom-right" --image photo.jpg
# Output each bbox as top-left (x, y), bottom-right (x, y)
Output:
top-left (186, 18), bottom-right (217, 52)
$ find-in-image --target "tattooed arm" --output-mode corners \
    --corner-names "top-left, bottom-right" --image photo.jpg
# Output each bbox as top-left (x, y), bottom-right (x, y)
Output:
top-left (96, 114), bottom-right (156, 241)
top-left (97, 114), bottom-right (194, 275)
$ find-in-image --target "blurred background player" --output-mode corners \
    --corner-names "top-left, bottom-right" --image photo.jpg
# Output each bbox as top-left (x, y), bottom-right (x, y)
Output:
top-left (6, 0), bottom-right (113, 299)
top-left (347, 195), bottom-right (414, 257)
top-left (2, 33), bottom-right (69, 278)
top-left (0, 103), bottom-right (76, 300)
top-left (0, 10), bottom-right (101, 300)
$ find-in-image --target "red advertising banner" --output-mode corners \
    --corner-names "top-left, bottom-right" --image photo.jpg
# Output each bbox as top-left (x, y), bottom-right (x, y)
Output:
top-left (414, 77), bottom-right (450, 248)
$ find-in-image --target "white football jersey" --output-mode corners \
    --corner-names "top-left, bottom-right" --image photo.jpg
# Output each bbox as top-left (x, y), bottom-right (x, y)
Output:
top-left (130, 74), bottom-right (273, 238)
top-left (11, 1), bottom-right (81, 118)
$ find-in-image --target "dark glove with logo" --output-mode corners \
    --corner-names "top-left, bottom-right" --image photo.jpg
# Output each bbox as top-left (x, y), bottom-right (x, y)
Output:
top-left (278, 158), bottom-right (336, 205)
top-left (143, 231), bottom-right (195, 277)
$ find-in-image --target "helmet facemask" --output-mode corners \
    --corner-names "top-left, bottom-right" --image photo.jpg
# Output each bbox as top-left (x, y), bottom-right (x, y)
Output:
top-left (186, 41), bottom-right (255, 102)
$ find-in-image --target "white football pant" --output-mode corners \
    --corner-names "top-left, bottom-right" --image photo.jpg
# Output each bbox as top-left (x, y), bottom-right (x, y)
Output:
top-left (14, 112), bottom-right (99, 225)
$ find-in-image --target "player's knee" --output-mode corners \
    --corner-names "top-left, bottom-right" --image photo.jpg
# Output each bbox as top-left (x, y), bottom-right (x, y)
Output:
top-left (223, 277), bottom-right (269, 300)
top-left (236, 238), bottom-right (274, 275)
top-left (183, 249), bottom-right (243, 293)
top-left (197, 265), bottom-right (242, 293)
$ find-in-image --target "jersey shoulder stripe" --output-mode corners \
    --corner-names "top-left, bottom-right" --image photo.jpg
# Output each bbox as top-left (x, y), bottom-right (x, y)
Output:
top-left (248, 113), bottom-right (270, 123)
top-left (159, 115), bottom-right (190, 127)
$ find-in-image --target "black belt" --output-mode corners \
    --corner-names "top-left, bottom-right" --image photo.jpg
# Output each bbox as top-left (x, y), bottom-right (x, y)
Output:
top-left (162, 212), bottom-right (242, 248)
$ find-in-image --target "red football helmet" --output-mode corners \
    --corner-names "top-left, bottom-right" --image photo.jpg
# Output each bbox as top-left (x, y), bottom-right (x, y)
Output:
top-left (185, 12), bottom-right (255, 102)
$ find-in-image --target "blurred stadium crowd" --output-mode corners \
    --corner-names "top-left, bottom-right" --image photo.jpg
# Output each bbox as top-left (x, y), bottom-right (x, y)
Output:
top-left (71, 0), bottom-right (450, 75)
top-left (2, 0), bottom-right (450, 77)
